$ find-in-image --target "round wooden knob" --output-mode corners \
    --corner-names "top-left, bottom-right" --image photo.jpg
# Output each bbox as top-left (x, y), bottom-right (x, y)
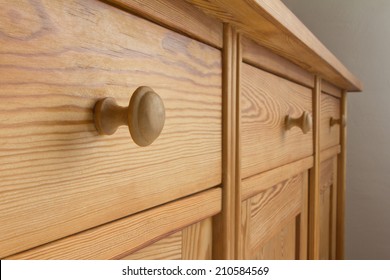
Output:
top-left (285, 111), bottom-right (312, 134)
top-left (94, 86), bottom-right (165, 147)
top-left (330, 116), bottom-right (346, 128)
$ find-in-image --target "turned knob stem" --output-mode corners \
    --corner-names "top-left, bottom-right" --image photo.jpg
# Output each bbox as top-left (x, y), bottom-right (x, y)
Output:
top-left (285, 111), bottom-right (312, 134)
top-left (330, 116), bottom-right (346, 128)
top-left (94, 86), bottom-right (165, 147)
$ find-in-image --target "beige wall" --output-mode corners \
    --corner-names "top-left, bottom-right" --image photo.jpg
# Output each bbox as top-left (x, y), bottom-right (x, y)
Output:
top-left (282, 0), bottom-right (390, 259)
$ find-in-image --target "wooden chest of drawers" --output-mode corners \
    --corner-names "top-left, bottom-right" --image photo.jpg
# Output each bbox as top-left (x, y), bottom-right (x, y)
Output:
top-left (0, 0), bottom-right (362, 259)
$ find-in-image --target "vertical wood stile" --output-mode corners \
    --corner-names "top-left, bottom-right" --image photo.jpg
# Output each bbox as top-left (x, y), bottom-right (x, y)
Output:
top-left (309, 76), bottom-right (321, 259)
top-left (212, 24), bottom-right (238, 259)
top-left (336, 91), bottom-right (347, 259)
top-left (235, 33), bottom-right (242, 259)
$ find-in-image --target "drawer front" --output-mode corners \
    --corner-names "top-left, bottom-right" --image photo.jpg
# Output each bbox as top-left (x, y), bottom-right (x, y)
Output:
top-left (0, 0), bottom-right (222, 257)
top-left (6, 188), bottom-right (220, 259)
top-left (320, 93), bottom-right (341, 150)
top-left (241, 63), bottom-right (313, 178)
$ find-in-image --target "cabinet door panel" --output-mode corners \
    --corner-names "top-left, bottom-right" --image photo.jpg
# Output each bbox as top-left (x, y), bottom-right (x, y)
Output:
top-left (240, 171), bottom-right (308, 259)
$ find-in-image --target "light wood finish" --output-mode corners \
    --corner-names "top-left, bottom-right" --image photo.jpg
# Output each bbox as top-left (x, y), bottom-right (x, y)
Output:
top-left (330, 116), bottom-right (346, 128)
top-left (94, 86), bottom-right (165, 147)
top-left (242, 156), bottom-right (313, 201)
top-left (0, 0), bottom-right (222, 258)
top-left (242, 37), bottom-right (315, 88)
top-left (336, 91), bottom-right (348, 259)
top-left (309, 76), bottom-right (321, 259)
top-left (186, 0), bottom-right (362, 91)
top-left (285, 111), bottom-right (313, 134)
top-left (5, 188), bottom-right (220, 259)
top-left (212, 24), bottom-right (237, 260)
top-left (319, 157), bottom-right (338, 260)
top-left (239, 172), bottom-right (309, 259)
top-left (123, 217), bottom-right (213, 260)
top-left (105, 0), bottom-right (223, 48)
top-left (122, 231), bottom-right (182, 260)
top-left (320, 145), bottom-right (341, 163)
top-left (322, 80), bottom-right (342, 98)
top-left (321, 93), bottom-right (341, 151)
top-left (241, 64), bottom-right (313, 178)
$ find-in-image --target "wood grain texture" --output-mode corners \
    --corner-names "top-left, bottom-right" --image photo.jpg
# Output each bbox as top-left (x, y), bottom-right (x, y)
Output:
top-left (0, 0), bottom-right (222, 258)
top-left (240, 172), bottom-right (309, 259)
top-left (241, 64), bottom-right (313, 178)
top-left (321, 93), bottom-right (341, 151)
top-left (182, 217), bottom-right (212, 259)
top-left (212, 24), bottom-right (237, 260)
top-left (5, 188), bottom-right (221, 259)
top-left (320, 145), bottom-right (341, 163)
top-left (253, 218), bottom-right (296, 260)
top-left (336, 92), bottom-right (347, 259)
top-left (242, 156), bottom-right (313, 201)
top-left (319, 157), bottom-right (338, 260)
top-left (322, 80), bottom-right (342, 98)
top-left (309, 77), bottom-right (321, 259)
top-left (186, 0), bottom-right (362, 91)
top-left (104, 0), bottom-right (222, 48)
top-left (242, 36), bottom-right (314, 88)
top-left (121, 231), bottom-right (182, 260)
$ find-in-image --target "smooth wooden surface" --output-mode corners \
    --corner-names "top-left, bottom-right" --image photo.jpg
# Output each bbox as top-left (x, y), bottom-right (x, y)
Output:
top-left (319, 157), bottom-right (338, 260)
top-left (285, 111), bottom-right (313, 134)
top-left (186, 0), bottom-right (362, 91)
top-left (241, 64), bottom-right (313, 178)
top-left (320, 145), bottom-right (341, 163)
top-left (105, 0), bottom-right (223, 48)
top-left (212, 24), bottom-right (237, 260)
top-left (240, 172), bottom-right (308, 259)
top-left (322, 80), bottom-right (342, 98)
top-left (122, 231), bottom-right (182, 260)
top-left (0, 0), bottom-right (222, 258)
top-left (242, 156), bottom-right (313, 201)
top-left (242, 36), bottom-right (315, 88)
top-left (6, 188), bottom-right (221, 259)
top-left (309, 77), bottom-right (321, 259)
top-left (321, 93), bottom-right (341, 151)
top-left (123, 217), bottom-right (213, 260)
top-left (336, 92), bottom-right (348, 259)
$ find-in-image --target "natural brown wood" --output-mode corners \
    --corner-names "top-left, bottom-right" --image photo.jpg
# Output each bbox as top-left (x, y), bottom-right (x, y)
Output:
top-left (5, 188), bottom-right (221, 259)
top-left (186, 0), bottom-right (362, 91)
top-left (240, 172), bottom-right (309, 259)
top-left (94, 86), bottom-right (165, 146)
top-left (242, 36), bottom-right (315, 88)
top-left (321, 93), bottom-right (341, 151)
top-left (122, 231), bottom-right (182, 260)
top-left (319, 157), bottom-right (338, 260)
top-left (182, 218), bottom-right (213, 259)
top-left (285, 111), bottom-right (313, 134)
top-left (104, 0), bottom-right (223, 48)
top-left (322, 80), bottom-right (342, 98)
top-left (241, 64), bottom-right (313, 178)
top-left (212, 24), bottom-right (237, 260)
top-left (0, 0), bottom-right (222, 258)
top-left (320, 145), bottom-right (341, 163)
top-left (123, 217), bottom-right (213, 260)
top-left (242, 156), bottom-right (313, 201)
top-left (309, 76), bottom-right (321, 259)
top-left (336, 91), bottom-right (348, 259)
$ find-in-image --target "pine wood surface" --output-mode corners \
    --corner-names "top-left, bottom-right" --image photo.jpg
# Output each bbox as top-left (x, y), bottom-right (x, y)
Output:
top-left (0, 0), bottom-right (222, 258)
top-left (186, 0), bottom-right (362, 91)
top-left (240, 172), bottom-right (308, 259)
top-left (241, 63), bottom-right (313, 179)
top-left (104, 0), bottom-right (222, 48)
top-left (322, 80), bottom-right (342, 98)
top-left (241, 36), bottom-right (315, 88)
top-left (6, 188), bottom-right (221, 259)
top-left (321, 93), bottom-right (341, 151)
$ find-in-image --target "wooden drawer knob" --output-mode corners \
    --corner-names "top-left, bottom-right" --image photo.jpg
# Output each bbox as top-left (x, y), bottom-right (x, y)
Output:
top-left (285, 111), bottom-right (312, 134)
top-left (330, 116), bottom-right (346, 128)
top-left (94, 86), bottom-right (165, 147)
